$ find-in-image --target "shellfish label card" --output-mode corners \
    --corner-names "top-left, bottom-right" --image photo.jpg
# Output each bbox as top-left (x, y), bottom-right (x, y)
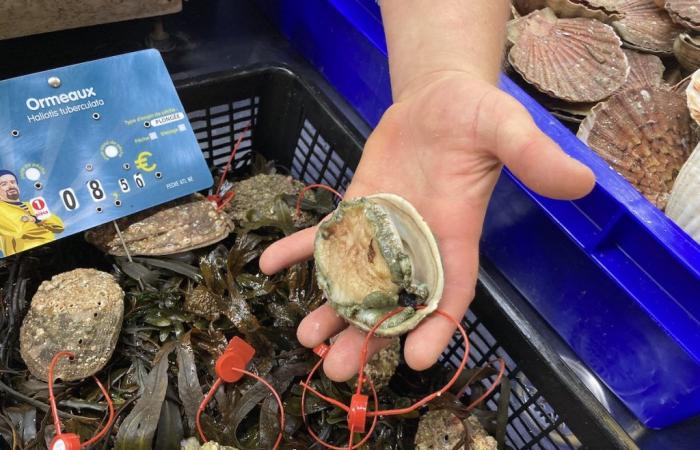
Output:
top-left (0, 49), bottom-right (213, 258)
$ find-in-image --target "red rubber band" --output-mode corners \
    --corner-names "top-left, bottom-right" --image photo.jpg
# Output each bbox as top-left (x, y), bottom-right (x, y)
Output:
top-left (295, 184), bottom-right (344, 217)
top-left (47, 351), bottom-right (116, 449)
top-left (196, 371), bottom-right (285, 450)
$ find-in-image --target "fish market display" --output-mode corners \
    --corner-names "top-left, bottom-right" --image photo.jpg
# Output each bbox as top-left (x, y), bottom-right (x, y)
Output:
top-left (0, 158), bottom-right (506, 450)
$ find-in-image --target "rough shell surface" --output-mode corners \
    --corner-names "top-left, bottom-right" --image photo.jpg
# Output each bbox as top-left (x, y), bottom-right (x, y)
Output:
top-left (577, 87), bottom-right (693, 209)
top-left (621, 49), bottom-right (666, 89)
top-left (358, 338), bottom-right (400, 391)
top-left (687, 69), bottom-right (700, 125)
top-left (545, 0), bottom-right (613, 22)
top-left (180, 438), bottom-right (239, 450)
top-left (507, 9), bottom-right (629, 102)
top-left (414, 410), bottom-right (498, 450)
top-left (612, 0), bottom-right (683, 54)
top-left (674, 33), bottom-right (700, 71)
top-left (582, 0), bottom-right (623, 13)
top-left (666, 143), bottom-right (700, 243)
top-left (184, 285), bottom-right (221, 321)
top-left (665, 0), bottom-right (700, 31)
top-left (315, 194), bottom-right (444, 337)
top-left (85, 194), bottom-right (233, 256)
top-left (226, 173), bottom-right (315, 227)
top-left (19, 269), bottom-right (124, 381)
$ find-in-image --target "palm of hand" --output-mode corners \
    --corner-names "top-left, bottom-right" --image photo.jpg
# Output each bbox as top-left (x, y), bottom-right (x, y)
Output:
top-left (260, 73), bottom-right (595, 381)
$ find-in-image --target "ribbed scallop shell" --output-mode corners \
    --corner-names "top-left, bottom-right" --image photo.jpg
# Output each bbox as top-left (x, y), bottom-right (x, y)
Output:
top-left (508, 9), bottom-right (629, 102)
top-left (545, 0), bottom-right (613, 22)
top-left (583, 0), bottom-right (623, 12)
top-left (666, 143), bottom-right (700, 243)
top-left (674, 33), bottom-right (700, 71)
top-left (612, 0), bottom-right (684, 54)
top-left (665, 0), bottom-right (700, 31)
top-left (621, 49), bottom-right (665, 89)
top-left (577, 87), bottom-right (692, 209)
top-left (686, 69), bottom-right (700, 125)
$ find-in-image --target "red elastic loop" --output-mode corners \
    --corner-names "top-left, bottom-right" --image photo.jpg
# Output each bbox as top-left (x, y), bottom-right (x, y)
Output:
top-left (300, 306), bottom-right (477, 449)
top-left (214, 121), bottom-right (252, 199)
top-left (197, 339), bottom-right (284, 450)
top-left (300, 357), bottom-right (379, 450)
top-left (295, 184), bottom-right (344, 217)
top-left (48, 352), bottom-right (116, 449)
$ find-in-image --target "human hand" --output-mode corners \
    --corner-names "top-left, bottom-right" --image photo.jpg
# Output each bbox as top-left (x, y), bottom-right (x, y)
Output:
top-left (260, 72), bottom-right (595, 381)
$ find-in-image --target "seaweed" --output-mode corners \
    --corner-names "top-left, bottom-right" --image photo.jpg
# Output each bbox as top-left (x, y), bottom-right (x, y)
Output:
top-left (0, 156), bottom-right (509, 450)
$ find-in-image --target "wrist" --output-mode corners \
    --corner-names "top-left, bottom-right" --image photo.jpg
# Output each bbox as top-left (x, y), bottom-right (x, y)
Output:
top-left (393, 69), bottom-right (494, 103)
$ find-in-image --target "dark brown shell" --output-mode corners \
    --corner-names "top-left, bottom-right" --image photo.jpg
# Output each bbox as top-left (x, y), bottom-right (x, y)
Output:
top-left (508, 9), bottom-right (629, 102)
top-left (577, 87), bottom-right (692, 209)
top-left (612, 0), bottom-right (684, 54)
top-left (19, 269), bottom-right (124, 381)
top-left (665, 0), bottom-right (700, 31)
top-left (621, 49), bottom-right (666, 89)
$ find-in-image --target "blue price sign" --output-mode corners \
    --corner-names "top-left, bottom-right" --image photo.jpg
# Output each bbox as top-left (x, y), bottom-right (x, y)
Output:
top-left (0, 50), bottom-right (213, 258)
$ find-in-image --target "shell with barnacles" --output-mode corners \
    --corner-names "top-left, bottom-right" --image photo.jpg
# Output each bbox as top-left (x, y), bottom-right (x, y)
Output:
top-left (19, 269), bottom-right (124, 381)
top-left (85, 194), bottom-right (233, 256)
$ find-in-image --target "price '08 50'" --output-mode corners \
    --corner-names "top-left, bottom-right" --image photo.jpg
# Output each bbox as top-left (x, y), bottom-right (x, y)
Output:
top-left (58, 174), bottom-right (146, 211)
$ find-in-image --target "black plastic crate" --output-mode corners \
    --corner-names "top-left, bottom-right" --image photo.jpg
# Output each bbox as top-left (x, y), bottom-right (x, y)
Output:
top-left (175, 66), bottom-right (626, 450)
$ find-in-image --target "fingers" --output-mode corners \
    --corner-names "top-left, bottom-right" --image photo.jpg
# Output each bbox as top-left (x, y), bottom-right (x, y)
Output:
top-left (296, 303), bottom-right (346, 348)
top-left (259, 225), bottom-right (317, 275)
top-left (491, 96), bottom-right (596, 200)
top-left (323, 327), bottom-right (391, 382)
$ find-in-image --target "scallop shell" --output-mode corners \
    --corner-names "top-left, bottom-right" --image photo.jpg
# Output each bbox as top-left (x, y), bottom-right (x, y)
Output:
top-left (665, 0), bottom-right (700, 31)
top-left (666, 143), bottom-right (700, 243)
top-left (687, 69), bottom-right (700, 125)
top-left (612, 0), bottom-right (684, 54)
top-left (582, 0), bottom-right (623, 13)
top-left (621, 49), bottom-right (666, 89)
top-left (19, 269), bottom-right (124, 381)
top-left (674, 33), bottom-right (700, 72)
top-left (545, 0), bottom-right (613, 22)
top-left (512, 0), bottom-right (547, 15)
top-left (315, 193), bottom-right (444, 337)
top-left (577, 86), bottom-right (692, 209)
top-left (507, 8), bottom-right (629, 102)
top-left (667, 146), bottom-right (700, 239)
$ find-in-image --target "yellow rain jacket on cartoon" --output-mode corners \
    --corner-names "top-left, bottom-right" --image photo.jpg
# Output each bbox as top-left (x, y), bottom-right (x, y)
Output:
top-left (0, 200), bottom-right (64, 256)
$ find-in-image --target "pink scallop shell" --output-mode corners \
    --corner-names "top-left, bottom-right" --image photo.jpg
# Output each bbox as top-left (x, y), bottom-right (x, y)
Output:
top-left (508, 9), bottom-right (629, 102)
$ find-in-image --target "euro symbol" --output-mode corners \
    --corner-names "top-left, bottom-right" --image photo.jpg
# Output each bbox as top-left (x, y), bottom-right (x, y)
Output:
top-left (135, 151), bottom-right (157, 172)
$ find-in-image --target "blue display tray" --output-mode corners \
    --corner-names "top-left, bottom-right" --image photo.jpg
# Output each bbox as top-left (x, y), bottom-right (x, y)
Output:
top-left (255, 0), bottom-right (700, 429)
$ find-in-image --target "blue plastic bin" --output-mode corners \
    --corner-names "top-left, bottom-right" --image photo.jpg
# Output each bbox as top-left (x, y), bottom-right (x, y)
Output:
top-left (255, 0), bottom-right (700, 428)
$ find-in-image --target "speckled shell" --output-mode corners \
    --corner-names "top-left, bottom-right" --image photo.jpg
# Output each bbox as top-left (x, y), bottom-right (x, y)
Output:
top-left (687, 69), bottom-right (700, 125)
top-left (612, 0), bottom-right (684, 54)
top-left (315, 194), bottom-right (444, 337)
top-left (507, 9), bottom-right (629, 102)
top-left (621, 49), bottom-right (666, 89)
top-left (675, 33), bottom-right (700, 72)
top-left (359, 338), bottom-right (400, 390)
top-left (226, 173), bottom-right (316, 227)
top-left (665, 0), bottom-right (700, 31)
top-left (414, 411), bottom-right (497, 450)
top-left (666, 143), bottom-right (700, 243)
top-left (577, 87), bottom-right (693, 209)
top-left (19, 269), bottom-right (124, 381)
top-left (85, 194), bottom-right (233, 256)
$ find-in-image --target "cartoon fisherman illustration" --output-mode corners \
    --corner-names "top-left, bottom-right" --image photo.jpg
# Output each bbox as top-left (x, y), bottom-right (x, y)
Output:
top-left (0, 169), bottom-right (64, 256)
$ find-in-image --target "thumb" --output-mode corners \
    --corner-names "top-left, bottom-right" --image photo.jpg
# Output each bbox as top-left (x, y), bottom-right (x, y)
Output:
top-left (489, 96), bottom-right (595, 200)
